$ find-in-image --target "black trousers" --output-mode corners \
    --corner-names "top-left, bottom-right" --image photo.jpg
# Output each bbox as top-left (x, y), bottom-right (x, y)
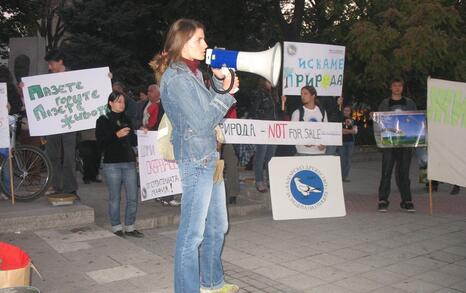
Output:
top-left (378, 148), bottom-right (413, 202)
top-left (78, 141), bottom-right (101, 181)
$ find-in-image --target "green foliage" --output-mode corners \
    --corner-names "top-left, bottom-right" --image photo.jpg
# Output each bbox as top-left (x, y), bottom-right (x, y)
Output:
top-left (345, 0), bottom-right (465, 109)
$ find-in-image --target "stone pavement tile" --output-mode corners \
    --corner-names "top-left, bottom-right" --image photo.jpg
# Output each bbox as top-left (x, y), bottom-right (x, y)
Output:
top-left (307, 283), bottom-right (357, 293)
top-left (403, 255), bottom-right (449, 270)
top-left (86, 264), bottom-right (147, 284)
top-left (434, 288), bottom-right (464, 293)
top-left (438, 264), bottom-right (466, 278)
top-left (334, 261), bottom-right (373, 274)
top-left (229, 256), bottom-right (275, 270)
top-left (351, 242), bottom-right (393, 254)
top-left (443, 245), bottom-right (466, 257)
top-left (384, 262), bottom-right (431, 277)
top-left (330, 247), bottom-right (371, 261)
top-left (222, 248), bottom-right (254, 262)
top-left (333, 276), bottom-right (384, 292)
top-left (449, 279), bottom-right (466, 292)
top-left (415, 270), bottom-right (465, 287)
top-left (132, 259), bottom-right (172, 274)
top-left (427, 250), bottom-right (466, 264)
top-left (307, 253), bottom-right (347, 266)
top-left (355, 254), bottom-right (399, 268)
top-left (360, 268), bottom-right (408, 285)
top-left (277, 274), bottom-right (325, 290)
top-left (86, 279), bottom-right (143, 293)
top-left (369, 286), bottom-right (409, 293)
top-left (107, 245), bottom-right (164, 265)
top-left (454, 258), bottom-right (466, 267)
top-left (377, 247), bottom-right (423, 261)
top-left (254, 264), bottom-right (298, 279)
top-left (128, 274), bottom-right (172, 292)
top-left (306, 266), bottom-right (352, 282)
top-left (281, 257), bottom-right (322, 272)
top-left (392, 279), bottom-right (443, 293)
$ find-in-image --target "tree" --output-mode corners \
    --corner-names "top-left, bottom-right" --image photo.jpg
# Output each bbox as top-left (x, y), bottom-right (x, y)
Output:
top-left (345, 0), bottom-right (465, 109)
top-left (0, 0), bottom-right (66, 57)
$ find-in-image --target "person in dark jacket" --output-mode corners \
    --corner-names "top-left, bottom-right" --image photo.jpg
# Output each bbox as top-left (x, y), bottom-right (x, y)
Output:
top-left (377, 78), bottom-right (417, 213)
top-left (250, 78), bottom-right (279, 192)
top-left (96, 92), bottom-right (143, 238)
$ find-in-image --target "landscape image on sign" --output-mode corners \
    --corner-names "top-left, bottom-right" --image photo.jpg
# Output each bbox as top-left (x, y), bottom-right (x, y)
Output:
top-left (377, 113), bottom-right (426, 147)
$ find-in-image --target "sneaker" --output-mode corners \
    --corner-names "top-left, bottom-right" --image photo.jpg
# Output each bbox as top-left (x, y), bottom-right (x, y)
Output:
top-left (114, 230), bottom-right (125, 238)
top-left (255, 181), bottom-right (268, 193)
top-left (450, 185), bottom-right (460, 195)
top-left (200, 283), bottom-right (239, 293)
top-left (168, 199), bottom-right (181, 207)
top-left (125, 230), bottom-right (144, 238)
top-left (400, 201), bottom-right (416, 212)
top-left (378, 201), bottom-right (389, 212)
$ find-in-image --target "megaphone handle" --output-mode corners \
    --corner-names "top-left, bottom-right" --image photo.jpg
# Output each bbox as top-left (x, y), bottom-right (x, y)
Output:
top-left (210, 68), bottom-right (236, 94)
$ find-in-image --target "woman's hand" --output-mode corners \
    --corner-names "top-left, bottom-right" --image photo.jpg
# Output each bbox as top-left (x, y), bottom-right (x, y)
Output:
top-left (318, 144), bottom-right (326, 151)
top-left (223, 72), bottom-right (239, 94)
top-left (211, 68), bottom-right (225, 80)
top-left (116, 127), bottom-right (130, 138)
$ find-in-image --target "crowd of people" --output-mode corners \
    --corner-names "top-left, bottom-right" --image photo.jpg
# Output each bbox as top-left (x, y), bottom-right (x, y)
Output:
top-left (0, 17), bottom-right (462, 293)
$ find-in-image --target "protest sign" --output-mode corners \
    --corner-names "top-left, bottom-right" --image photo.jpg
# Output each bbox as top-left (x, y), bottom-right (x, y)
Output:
top-left (427, 78), bottom-right (466, 187)
top-left (220, 118), bottom-right (342, 146)
top-left (0, 83), bottom-right (9, 148)
top-left (269, 156), bottom-right (346, 220)
top-left (137, 130), bottom-right (182, 201)
top-left (282, 42), bottom-right (345, 96)
top-left (372, 111), bottom-right (427, 148)
top-left (21, 67), bottom-right (111, 136)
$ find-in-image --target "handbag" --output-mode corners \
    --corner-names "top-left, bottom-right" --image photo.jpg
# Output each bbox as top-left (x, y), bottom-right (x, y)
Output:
top-left (156, 114), bottom-right (175, 161)
top-left (156, 114), bottom-right (225, 161)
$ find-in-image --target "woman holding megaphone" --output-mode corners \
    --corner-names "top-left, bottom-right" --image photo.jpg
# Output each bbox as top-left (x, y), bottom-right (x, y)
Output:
top-left (151, 19), bottom-right (239, 293)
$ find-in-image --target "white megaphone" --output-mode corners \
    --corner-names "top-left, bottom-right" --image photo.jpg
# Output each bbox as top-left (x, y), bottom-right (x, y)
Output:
top-left (205, 42), bottom-right (282, 93)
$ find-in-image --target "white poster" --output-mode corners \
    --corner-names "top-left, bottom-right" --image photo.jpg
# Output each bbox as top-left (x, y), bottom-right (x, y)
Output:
top-left (427, 78), bottom-right (466, 187)
top-left (137, 131), bottom-right (182, 201)
top-left (282, 42), bottom-right (345, 96)
top-left (21, 67), bottom-right (112, 136)
top-left (269, 156), bottom-right (346, 220)
top-left (220, 119), bottom-right (342, 146)
top-left (0, 83), bottom-right (9, 148)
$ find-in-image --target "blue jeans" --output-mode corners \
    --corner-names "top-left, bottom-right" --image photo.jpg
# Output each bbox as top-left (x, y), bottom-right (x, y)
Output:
top-left (338, 141), bottom-right (354, 179)
top-left (0, 148), bottom-right (10, 192)
top-left (103, 162), bottom-right (138, 232)
top-left (254, 144), bottom-right (277, 182)
top-left (175, 152), bottom-right (229, 293)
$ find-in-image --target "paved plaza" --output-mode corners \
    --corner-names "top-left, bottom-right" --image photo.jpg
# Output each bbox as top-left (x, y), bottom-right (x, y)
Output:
top-left (1, 157), bottom-right (465, 293)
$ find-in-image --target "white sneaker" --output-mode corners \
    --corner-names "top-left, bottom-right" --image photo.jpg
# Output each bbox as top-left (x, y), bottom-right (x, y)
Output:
top-left (200, 283), bottom-right (239, 293)
top-left (168, 199), bottom-right (181, 207)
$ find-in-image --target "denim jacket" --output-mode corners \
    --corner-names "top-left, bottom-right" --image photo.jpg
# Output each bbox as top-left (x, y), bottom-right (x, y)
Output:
top-left (160, 61), bottom-right (236, 162)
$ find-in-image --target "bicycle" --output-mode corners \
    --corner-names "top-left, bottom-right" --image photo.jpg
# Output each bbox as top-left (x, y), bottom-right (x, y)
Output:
top-left (0, 115), bottom-right (53, 201)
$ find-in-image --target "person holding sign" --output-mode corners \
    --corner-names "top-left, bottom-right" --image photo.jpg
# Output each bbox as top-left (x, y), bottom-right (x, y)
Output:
top-left (43, 50), bottom-right (79, 198)
top-left (152, 19), bottom-right (239, 293)
top-left (377, 78), bottom-right (417, 213)
top-left (96, 92), bottom-right (144, 238)
top-left (290, 85), bottom-right (328, 155)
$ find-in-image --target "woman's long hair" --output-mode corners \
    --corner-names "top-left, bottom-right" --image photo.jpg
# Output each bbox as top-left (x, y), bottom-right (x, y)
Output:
top-left (149, 19), bottom-right (204, 83)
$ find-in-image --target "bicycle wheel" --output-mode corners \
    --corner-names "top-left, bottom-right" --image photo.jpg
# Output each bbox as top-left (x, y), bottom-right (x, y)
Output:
top-left (0, 145), bottom-right (52, 201)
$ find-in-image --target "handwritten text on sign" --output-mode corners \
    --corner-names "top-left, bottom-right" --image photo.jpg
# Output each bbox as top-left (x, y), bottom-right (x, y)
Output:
top-left (22, 67), bottom-right (112, 136)
top-left (282, 42), bottom-right (345, 96)
top-left (220, 119), bottom-right (342, 146)
top-left (137, 131), bottom-right (182, 201)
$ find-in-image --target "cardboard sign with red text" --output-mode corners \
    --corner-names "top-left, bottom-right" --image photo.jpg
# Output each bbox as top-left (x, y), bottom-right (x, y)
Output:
top-left (137, 130), bottom-right (182, 201)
